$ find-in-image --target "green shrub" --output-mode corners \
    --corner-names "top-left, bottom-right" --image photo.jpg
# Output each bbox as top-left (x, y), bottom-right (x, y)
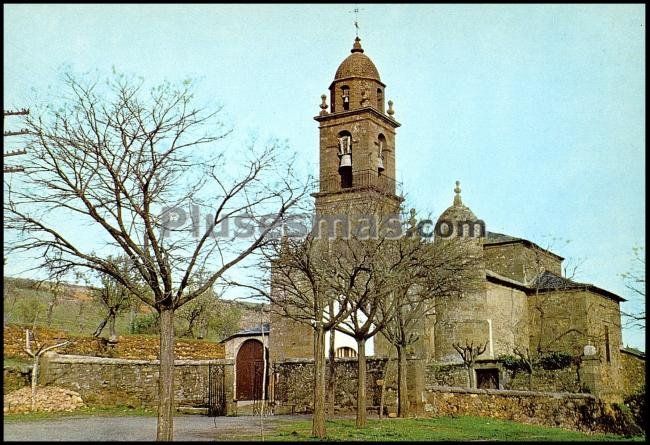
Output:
top-left (130, 312), bottom-right (159, 334)
top-left (624, 385), bottom-right (646, 431)
top-left (498, 354), bottom-right (527, 372)
top-left (538, 351), bottom-right (574, 370)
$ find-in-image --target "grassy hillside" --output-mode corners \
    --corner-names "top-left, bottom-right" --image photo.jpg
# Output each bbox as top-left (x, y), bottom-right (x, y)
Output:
top-left (3, 276), bottom-right (266, 342)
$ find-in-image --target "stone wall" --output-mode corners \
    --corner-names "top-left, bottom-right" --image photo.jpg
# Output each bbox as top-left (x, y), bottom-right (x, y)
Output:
top-left (272, 357), bottom-right (400, 413)
top-left (503, 365), bottom-right (582, 393)
top-left (425, 362), bottom-right (469, 387)
top-left (620, 351), bottom-right (645, 397)
top-left (422, 385), bottom-right (640, 435)
top-left (483, 242), bottom-right (563, 282)
top-left (39, 353), bottom-right (234, 412)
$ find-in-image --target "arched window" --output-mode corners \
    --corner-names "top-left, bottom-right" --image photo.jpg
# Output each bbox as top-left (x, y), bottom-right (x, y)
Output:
top-left (336, 347), bottom-right (358, 358)
top-left (377, 134), bottom-right (386, 174)
top-left (377, 88), bottom-right (384, 112)
top-left (341, 86), bottom-right (350, 111)
top-left (337, 130), bottom-right (352, 188)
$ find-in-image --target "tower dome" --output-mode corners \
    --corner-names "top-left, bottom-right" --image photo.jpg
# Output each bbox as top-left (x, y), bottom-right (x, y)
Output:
top-left (333, 37), bottom-right (381, 81)
top-left (435, 181), bottom-right (483, 239)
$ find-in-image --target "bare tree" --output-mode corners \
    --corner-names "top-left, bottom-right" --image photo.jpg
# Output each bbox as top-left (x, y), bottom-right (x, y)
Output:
top-left (93, 255), bottom-right (140, 341)
top-left (4, 72), bottom-right (307, 440)
top-left (379, 221), bottom-right (483, 416)
top-left (620, 246), bottom-right (645, 329)
top-left (246, 234), bottom-right (356, 438)
top-left (23, 329), bottom-right (71, 410)
top-left (452, 340), bottom-right (488, 388)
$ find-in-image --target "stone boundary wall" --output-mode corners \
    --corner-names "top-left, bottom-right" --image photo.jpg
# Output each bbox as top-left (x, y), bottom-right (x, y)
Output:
top-left (40, 353), bottom-right (234, 411)
top-left (422, 385), bottom-right (639, 435)
top-left (272, 357), bottom-right (399, 414)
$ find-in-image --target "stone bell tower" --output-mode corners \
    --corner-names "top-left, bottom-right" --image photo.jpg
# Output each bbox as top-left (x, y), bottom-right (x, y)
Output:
top-left (313, 37), bottom-right (402, 218)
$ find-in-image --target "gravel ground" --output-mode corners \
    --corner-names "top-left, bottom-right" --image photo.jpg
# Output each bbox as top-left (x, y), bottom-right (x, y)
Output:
top-left (3, 414), bottom-right (310, 441)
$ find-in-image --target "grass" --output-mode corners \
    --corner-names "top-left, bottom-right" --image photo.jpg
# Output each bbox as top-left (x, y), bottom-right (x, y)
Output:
top-left (261, 416), bottom-right (645, 442)
top-left (4, 356), bottom-right (32, 369)
top-left (3, 406), bottom-right (156, 422)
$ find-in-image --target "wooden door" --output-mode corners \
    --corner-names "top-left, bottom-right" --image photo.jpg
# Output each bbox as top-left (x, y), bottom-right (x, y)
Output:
top-left (236, 339), bottom-right (268, 400)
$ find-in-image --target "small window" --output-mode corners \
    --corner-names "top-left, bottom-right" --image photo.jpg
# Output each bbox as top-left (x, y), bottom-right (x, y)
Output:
top-left (377, 88), bottom-right (384, 112)
top-left (336, 347), bottom-right (357, 358)
top-left (342, 86), bottom-right (350, 111)
top-left (604, 326), bottom-right (611, 362)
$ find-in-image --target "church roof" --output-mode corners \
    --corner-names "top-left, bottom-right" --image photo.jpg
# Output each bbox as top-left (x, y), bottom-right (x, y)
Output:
top-left (531, 271), bottom-right (625, 302)
top-left (620, 347), bottom-right (645, 359)
top-left (486, 269), bottom-right (625, 302)
top-left (334, 37), bottom-right (381, 81)
top-left (484, 231), bottom-right (565, 260)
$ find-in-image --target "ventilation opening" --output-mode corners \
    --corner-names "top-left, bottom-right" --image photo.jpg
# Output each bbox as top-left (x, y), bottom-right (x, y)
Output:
top-left (377, 134), bottom-right (386, 174)
top-left (338, 131), bottom-right (352, 188)
top-left (342, 86), bottom-right (350, 111)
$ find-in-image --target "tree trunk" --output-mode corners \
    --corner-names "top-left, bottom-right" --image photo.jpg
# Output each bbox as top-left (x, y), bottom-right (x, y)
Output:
top-left (31, 355), bottom-right (39, 411)
top-left (108, 311), bottom-right (117, 342)
top-left (156, 307), bottom-right (175, 441)
top-left (397, 344), bottom-right (409, 418)
top-left (129, 305), bottom-right (137, 334)
top-left (312, 325), bottom-right (327, 438)
top-left (327, 323), bottom-right (336, 416)
top-left (356, 338), bottom-right (367, 428)
top-left (467, 363), bottom-right (476, 389)
top-left (93, 316), bottom-right (109, 338)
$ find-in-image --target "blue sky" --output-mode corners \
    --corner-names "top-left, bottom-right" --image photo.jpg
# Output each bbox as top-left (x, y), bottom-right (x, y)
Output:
top-left (3, 4), bottom-right (645, 350)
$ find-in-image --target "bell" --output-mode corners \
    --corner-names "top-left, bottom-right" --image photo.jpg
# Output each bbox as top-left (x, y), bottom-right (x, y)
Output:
top-left (339, 153), bottom-right (352, 170)
top-left (377, 156), bottom-right (385, 172)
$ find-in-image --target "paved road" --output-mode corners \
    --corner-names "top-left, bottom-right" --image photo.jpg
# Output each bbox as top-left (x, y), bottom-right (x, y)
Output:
top-left (4, 414), bottom-right (309, 441)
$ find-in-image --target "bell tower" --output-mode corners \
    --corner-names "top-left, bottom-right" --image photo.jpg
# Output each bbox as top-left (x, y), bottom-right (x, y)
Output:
top-left (313, 37), bottom-right (402, 218)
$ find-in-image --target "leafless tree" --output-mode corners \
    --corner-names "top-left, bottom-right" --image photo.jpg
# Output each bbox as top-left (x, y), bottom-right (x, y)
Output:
top-left (93, 255), bottom-right (140, 341)
top-left (620, 246), bottom-right (645, 329)
top-left (4, 72), bottom-right (307, 440)
top-left (237, 234), bottom-right (357, 438)
top-left (452, 340), bottom-right (488, 388)
top-left (379, 212), bottom-right (483, 417)
top-left (23, 329), bottom-right (71, 410)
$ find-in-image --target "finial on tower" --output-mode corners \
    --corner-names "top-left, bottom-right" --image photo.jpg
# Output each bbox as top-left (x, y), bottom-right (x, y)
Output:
top-left (351, 36), bottom-right (364, 53)
top-left (319, 94), bottom-right (328, 115)
top-left (453, 180), bottom-right (462, 206)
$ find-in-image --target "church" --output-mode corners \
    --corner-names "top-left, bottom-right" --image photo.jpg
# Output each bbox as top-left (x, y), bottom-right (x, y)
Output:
top-left (222, 36), bottom-right (644, 410)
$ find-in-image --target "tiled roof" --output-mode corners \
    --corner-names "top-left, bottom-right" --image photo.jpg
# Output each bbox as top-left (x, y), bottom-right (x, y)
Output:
top-left (531, 271), bottom-right (625, 302)
top-left (484, 231), bottom-right (523, 244)
top-left (483, 231), bottom-right (564, 260)
top-left (532, 271), bottom-right (588, 290)
top-left (621, 347), bottom-right (645, 359)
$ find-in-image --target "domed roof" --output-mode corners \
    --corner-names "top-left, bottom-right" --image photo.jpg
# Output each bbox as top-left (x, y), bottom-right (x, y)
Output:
top-left (436, 181), bottom-right (479, 224)
top-left (334, 37), bottom-right (381, 81)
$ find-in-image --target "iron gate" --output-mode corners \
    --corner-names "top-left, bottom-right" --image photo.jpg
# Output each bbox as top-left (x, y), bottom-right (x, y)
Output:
top-left (205, 364), bottom-right (226, 416)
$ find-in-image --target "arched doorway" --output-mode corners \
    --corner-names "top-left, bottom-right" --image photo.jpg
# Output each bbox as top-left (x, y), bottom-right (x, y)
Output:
top-left (236, 339), bottom-right (269, 400)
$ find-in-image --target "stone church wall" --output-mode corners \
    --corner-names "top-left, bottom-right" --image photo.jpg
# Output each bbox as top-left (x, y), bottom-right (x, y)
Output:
top-left (620, 352), bottom-right (645, 397)
top-left (484, 242), bottom-right (562, 283)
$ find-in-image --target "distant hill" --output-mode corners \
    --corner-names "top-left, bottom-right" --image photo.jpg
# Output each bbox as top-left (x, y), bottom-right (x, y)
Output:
top-left (3, 276), bottom-right (268, 339)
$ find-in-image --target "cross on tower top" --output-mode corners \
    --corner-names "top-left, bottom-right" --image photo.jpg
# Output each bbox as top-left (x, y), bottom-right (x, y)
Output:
top-left (350, 6), bottom-right (363, 37)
